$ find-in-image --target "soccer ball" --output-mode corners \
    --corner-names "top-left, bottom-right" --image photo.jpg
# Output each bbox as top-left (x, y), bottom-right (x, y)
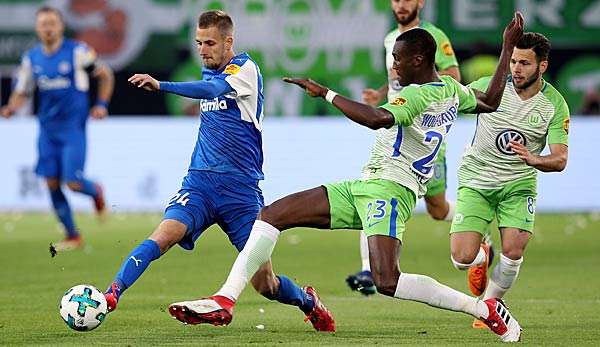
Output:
top-left (59, 284), bottom-right (108, 331)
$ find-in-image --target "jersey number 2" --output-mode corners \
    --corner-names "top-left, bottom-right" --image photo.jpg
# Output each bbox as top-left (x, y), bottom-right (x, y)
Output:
top-left (412, 130), bottom-right (443, 177)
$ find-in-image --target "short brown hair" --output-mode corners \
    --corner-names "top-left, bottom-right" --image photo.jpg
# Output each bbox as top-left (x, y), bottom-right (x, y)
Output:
top-left (198, 10), bottom-right (233, 36)
top-left (516, 32), bottom-right (551, 62)
top-left (36, 6), bottom-right (64, 23)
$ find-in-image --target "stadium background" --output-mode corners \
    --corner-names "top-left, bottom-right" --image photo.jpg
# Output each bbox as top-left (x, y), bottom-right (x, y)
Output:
top-left (1, 0), bottom-right (599, 212)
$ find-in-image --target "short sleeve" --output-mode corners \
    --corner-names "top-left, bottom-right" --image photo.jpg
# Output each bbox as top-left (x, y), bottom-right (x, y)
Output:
top-left (217, 61), bottom-right (258, 98)
top-left (14, 54), bottom-right (34, 93)
top-left (432, 30), bottom-right (459, 71)
top-left (467, 76), bottom-right (492, 93)
top-left (74, 42), bottom-right (97, 69)
top-left (379, 85), bottom-right (427, 126)
top-left (547, 96), bottom-right (570, 145)
top-left (456, 81), bottom-right (478, 113)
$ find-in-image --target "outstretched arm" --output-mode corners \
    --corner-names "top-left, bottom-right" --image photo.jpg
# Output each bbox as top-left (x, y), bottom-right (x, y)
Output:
top-left (128, 74), bottom-right (233, 99)
top-left (283, 77), bottom-right (395, 130)
top-left (473, 12), bottom-right (524, 113)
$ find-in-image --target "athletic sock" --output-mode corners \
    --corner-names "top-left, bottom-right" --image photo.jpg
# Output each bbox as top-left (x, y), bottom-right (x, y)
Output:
top-left (108, 239), bottom-right (161, 298)
top-left (483, 253), bottom-right (523, 300)
top-left (359, 231), bottom-right (371, 272)
top-left (49, 188), bottom-right (78, 238)
top-left (394, 272), bottom-right (489, 319)
top-left (216, 220), bottom-right (280, 301)
top-left (443, 201), bottom-right (456, 221)
top-left (275, 275), bottom-right (315, 314)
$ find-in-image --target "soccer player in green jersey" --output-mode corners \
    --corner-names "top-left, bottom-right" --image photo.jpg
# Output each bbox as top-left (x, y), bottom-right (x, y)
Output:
top-left (166, 13), bottom-right (525, 342)
top-left (448, 32), bottom-right (569, 329)
top-left (349, 0), bottom-right (463, 294)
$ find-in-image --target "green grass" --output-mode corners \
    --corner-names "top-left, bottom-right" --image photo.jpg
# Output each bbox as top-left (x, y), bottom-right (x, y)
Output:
top-left (1, 212), bottom-right (599, 346)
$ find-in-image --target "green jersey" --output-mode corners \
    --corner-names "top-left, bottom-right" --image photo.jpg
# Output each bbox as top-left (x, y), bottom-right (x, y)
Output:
top-left (384, 21), bottom-right (459, 101)
top-left (363, 75), bottom-right (477, 198)
top-left (458, 77), bottom-right (570, 189)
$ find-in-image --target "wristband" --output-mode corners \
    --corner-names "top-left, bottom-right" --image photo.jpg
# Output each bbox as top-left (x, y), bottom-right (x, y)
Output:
top-left (95, 100), bottom-right (109, 108)
top-left (325, 90), bottom-right (338, 104)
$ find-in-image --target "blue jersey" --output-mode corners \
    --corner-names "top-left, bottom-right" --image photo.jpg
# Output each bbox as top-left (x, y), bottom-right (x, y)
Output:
top-left (15, 39), bottom-right (96, 136)
top-left (189, 52), bottom-right (265, 180)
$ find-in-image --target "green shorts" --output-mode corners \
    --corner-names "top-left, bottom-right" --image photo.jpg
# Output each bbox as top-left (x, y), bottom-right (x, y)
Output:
top-left (324, 179), bottom-right (416, 241)
top-left (425, 143), bottom-right (447, 198)
top-left (450, 178), bottom-right (537, 235)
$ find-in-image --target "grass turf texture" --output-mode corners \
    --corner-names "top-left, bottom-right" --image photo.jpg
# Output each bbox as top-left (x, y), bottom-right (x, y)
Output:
top-left (1, 212), bottom-right (599, 346)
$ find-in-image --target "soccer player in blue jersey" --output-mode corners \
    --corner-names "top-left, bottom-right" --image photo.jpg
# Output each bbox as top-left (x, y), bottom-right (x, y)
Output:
top-left (1, 6), bottom-right (113, 251)
top-left (102, 10), bottom-right (335, 331)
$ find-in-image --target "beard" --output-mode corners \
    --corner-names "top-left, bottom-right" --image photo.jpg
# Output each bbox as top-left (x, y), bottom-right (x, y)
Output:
top-left (394, 7), bottom-right (419, 26)
top-left (514, 66), bottom-right (541, 90)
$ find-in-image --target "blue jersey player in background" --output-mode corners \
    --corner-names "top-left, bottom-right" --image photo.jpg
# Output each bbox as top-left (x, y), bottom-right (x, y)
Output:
top-left (1, 6), bottom-right (114, 251)
top-left (103, 10), bottom-right (334, 331)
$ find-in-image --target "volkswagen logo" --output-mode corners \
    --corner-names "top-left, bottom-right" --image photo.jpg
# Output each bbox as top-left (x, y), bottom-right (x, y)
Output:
top-left (496, 129), bottom-right (527, 155)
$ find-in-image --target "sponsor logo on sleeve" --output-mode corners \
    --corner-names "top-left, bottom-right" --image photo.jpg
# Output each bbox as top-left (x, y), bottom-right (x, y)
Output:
top-left (563, 118), bottom-right (570, 134)
top-left (224, 64), bottom-right (241, 75)
top-left (441, 42), bottom-right (454, 56)
top-left (390, 97), bottom-right (406, 106)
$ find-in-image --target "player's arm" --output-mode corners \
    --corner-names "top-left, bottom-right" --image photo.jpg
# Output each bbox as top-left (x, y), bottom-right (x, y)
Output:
top-left (438, 66), bottom-right (461, 82)
top-left (1, 92), bottom-right (29, 118)
top-left (510, 142), bottom-right (568, 172)
top-left (472, 12), bottom-right (524, 113)
top-left (284, 77), bottom-right (394, 130)
top-left (128, 74), bottom-right (233, 99)
top-left (1, 54), bottom-right (33, 118)
top-left (511, 97), bottom-right (570, 172)
top-left (362, 83), bottom-right (388, 107)
top-left (90, 61), bottom-right (114, 119)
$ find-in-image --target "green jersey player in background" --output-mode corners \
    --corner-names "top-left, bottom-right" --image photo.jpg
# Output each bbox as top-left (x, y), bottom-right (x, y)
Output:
top-left (349, 0), bottom-right (464, 295)
top-left (448, 32), bottom-right (569, 329)
top-left (167, 13), bottom-right (525, 343)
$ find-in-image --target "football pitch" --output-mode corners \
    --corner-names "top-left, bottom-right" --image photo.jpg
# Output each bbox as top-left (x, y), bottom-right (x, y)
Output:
top-left (1, 212), bottom-right (599, 346)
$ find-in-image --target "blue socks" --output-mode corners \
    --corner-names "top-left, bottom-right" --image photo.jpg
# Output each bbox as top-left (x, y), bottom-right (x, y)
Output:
top-left (49, 188), bottom-right (78, 238)
top-left (275, 275), bottom-right (315, 314)
top-left (75, 178), bottom-right (98, 198)
top-left (108, 239), bottom-right (161, 299)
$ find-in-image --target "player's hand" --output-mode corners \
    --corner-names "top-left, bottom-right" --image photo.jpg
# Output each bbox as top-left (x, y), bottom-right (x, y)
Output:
top-left (0, 105), bottom-right (15, 118)
top-left (128, 74), bottom-right (160, 91)
top-left (362, 88), bottom-right (383, 106)
top-left (502, 11), bottom-right (524, 49)
top-left (90, 105), bottom-right (108, 119)
top-left (282, 77), bottom-right (327, 98)
top-left (510, 140), bottom-right (539, 166)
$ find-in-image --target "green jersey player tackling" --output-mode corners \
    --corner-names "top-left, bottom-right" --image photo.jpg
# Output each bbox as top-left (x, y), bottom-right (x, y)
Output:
top-left (166, 13), bottom-right (525, 343)
top-left (350, 0), bottom-right (462, 294)
top-left (448, 32), bottom-right (569, 329)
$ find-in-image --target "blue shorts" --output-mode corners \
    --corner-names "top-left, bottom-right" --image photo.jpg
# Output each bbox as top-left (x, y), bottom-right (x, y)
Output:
top-left (163, 170), bottom-right (264, 251)
top-left (35, 131), bottom-right (86, 182)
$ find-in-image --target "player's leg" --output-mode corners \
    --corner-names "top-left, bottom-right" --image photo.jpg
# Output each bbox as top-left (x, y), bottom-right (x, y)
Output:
top-left (424, 144), bottom-right (454, 221)
top-left (481, 180), bottom-right (535, 301)
top-left (105, 187), bottom-right (215, 312)
top-left (213, 178), bottom-right (319, 320)
top-left (168, 185), bottom-right (336, 329)
top-left (363, 184), bottom-right (520, 342)
top-left (36, 133), bottom-right (80, 249)
top-left (345, 231), bottom-right (376, 295)
top-left (61, 134), bottom-right (105, 215)
top-left (449, 186), bottom-right (496, 297)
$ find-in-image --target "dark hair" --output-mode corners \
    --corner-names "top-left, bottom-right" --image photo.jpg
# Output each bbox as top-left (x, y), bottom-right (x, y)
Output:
top-left (36, 6), bottom-right (64, 23)
top-left (198, 10), bottom-right (234, 36)
top-left (396, 28), bottom-right (436, 66)
top-left (516, 32), bottom-right (551, 61)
